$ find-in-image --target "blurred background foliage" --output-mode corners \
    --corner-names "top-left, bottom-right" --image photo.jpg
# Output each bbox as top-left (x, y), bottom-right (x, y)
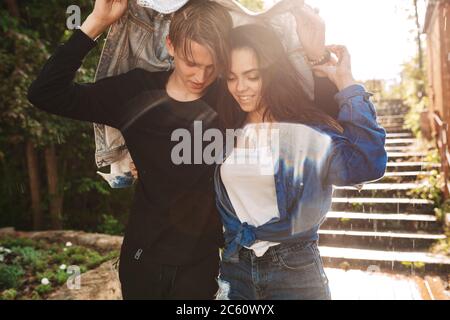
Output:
top-left (0, 0), bottom-right (133, 234)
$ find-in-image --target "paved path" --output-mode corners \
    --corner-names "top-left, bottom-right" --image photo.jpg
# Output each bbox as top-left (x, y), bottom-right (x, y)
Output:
top-left (325, 268), bottom-right (424, 300)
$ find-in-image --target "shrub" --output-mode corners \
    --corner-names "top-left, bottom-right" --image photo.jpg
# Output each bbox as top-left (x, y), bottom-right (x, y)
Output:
top-left (1, 288), bottom-right (17, 300)
top-left (0, 264), bottom-right (24, 290)
top-left (98, 214), bottom-right (124, 236)
top-left (35, 284), bottom-right (52, 295)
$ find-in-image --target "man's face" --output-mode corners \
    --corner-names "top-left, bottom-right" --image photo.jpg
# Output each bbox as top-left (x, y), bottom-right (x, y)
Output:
top-left (166, 38), bottom-right (218, 95)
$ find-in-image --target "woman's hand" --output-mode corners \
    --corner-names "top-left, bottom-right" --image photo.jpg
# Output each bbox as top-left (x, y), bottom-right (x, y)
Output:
top-left (293, 4), bottom-right (326, 61)
top-left (81, 0), bottom-right (128, 40)
top-left (312, 45), bottom-right (358, 91)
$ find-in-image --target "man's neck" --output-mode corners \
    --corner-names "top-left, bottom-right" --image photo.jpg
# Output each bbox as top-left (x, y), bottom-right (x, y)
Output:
top-left (166, 71), bottom-right (205, 102)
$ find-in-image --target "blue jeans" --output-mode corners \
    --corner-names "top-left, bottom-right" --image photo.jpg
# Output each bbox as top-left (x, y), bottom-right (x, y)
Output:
top-left (216, 240), bottom-right (331, 300)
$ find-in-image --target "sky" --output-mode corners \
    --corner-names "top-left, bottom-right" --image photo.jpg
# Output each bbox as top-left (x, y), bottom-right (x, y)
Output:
top-left (262, 0), bottom-right (428, 82)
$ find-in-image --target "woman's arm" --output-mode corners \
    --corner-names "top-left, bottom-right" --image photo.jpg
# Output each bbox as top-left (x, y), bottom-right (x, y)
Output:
top-left (27, 0), bottom-right (143, 129)
top-left (323, 85), bottom-right (387, 186)
top-left (316, 46), bottom-right (387, 186)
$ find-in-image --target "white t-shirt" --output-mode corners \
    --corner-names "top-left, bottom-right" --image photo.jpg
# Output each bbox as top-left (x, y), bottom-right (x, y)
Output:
top-left (220, 125), bottom-right (281, 257)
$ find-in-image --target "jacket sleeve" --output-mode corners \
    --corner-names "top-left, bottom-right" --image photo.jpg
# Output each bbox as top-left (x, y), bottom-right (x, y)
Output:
top-left (27, 29), bottom-right (149, 129)
top-left (322, 84), bottom-right (387, 186)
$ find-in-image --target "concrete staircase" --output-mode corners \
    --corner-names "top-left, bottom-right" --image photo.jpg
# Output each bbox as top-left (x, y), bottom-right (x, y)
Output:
top-left (319, 103), bottom-right (450, 274)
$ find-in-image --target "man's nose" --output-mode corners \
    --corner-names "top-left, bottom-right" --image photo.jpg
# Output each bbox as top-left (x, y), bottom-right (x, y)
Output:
top-left (194, 68), bottom-right (207, 83)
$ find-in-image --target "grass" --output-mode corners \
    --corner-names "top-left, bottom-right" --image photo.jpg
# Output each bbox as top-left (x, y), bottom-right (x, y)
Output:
top-left (430, 227), bottom-right (450, 257)
top-left (0, 236), bottom-right (119, 300)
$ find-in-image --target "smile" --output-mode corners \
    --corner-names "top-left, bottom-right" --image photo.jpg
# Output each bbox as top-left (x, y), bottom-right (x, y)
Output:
top-left (237, 95), bottom-right (254, 102)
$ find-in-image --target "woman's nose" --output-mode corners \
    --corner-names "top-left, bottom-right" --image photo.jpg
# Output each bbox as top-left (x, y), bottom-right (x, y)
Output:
top-left (236, 79), bottom-right (247, 92)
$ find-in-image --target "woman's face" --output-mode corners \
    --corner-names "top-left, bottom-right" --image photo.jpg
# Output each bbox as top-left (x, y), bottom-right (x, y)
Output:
top-left (227, 48), bottom-right (263, 113)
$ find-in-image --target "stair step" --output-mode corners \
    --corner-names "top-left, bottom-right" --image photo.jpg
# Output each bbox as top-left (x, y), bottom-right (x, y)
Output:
top-left (335, 183), bottom-right (427, 191)
top-left (326, 212), bottom-right (437, 222)
top-left (382, 120), bottom-right (407, 125)
top-left (376, 105), bottom-right (409, 113)
top-left (379, 121), bottom-right (406, 126)
top-left (381, 125), bottom-right (406, 130)
top-left (380, 115), bottom-right (407, 120)
top-left (381, 172), bottom-right (431, 183)
top-left (323, 212), bottom-right (441, 232)
top-left (385, 138), bottom-right (418, 145)
top-left (383, 124), bottom-right (407, 129)
top-left (378, 115), bottom-right (407, 120)
top-left (385, 146), bottom-right (414, 152)
top-left (331, 197), bottom-right (435, 214)
top-left (388, 152), bottom-right (427, 159)
top-left (387, 161), bottom-right (441, 172)
top-left (380, 123), bottom-right (406, 128)
top-left (318, 229), bottom-right (446, 250)
top-left (319, 229), bottom-right (445, 240)
top-left (333, 183), bottom-right (428, 197)
top-left (383, 171), bottom-right (432, 178)
top-left (319, 246), bottom-right (450, 273)
top-left (332, 197), bottom-right (433, 205)
top-left (385, 128), bottom-right (413, 133)
top-left (386, 133), bottom-right (414, 138)
top-left (319, 246), bottom-right (450, 264)
top-left (379, 112), bottom-right (410, 117)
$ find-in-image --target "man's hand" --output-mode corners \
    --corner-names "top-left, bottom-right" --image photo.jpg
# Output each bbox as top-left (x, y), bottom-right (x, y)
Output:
top-left (293, 4), bottom-right (326, 61)
top-left (130, 161), bottom-right (138, 180)
top-left (312, 45), bottom-right (358, 91)
top-left (81, 0), bottom-right (128, 40)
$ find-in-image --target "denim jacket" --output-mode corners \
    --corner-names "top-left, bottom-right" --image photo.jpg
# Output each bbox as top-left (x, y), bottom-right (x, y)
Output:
top-left (93, 0), bottom-right (314, 188)
top-left (214, 84), bottom-right (387, 263)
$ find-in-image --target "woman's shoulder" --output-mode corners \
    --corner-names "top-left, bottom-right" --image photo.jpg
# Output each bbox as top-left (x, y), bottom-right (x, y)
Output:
top-left (243, 121), bottom-right (334, 139)
top-left (273, 122), bottom-right (333, 140)
top-left (243, 122), bottom-right (333, 158)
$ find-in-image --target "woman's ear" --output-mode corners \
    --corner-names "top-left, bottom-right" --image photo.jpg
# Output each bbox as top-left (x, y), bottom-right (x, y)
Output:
top-left (166, 36), bottom-right (175, 57)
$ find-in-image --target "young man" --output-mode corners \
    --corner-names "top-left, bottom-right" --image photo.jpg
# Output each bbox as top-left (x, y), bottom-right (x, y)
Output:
top-left (28, 0), bottom-right (337, 299)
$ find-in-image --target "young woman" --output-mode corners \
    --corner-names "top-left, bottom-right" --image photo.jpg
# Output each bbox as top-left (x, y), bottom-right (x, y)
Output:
top-left (214, 24), bottom-right (387, 300)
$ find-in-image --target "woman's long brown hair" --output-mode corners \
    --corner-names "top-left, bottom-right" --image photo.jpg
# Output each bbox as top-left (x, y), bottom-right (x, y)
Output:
top-left (217, 24), bottom-right (343, 133)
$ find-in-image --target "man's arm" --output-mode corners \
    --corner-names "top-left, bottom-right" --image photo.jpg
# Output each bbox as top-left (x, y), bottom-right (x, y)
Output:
top-left (27, 0), bottom-right (141, 128)
top-left (28, 29), bottom-right (151, 128)
top-left (292, 5), bottom-right (340, 119)
top-left (313, 74), bottom-right (340, 119)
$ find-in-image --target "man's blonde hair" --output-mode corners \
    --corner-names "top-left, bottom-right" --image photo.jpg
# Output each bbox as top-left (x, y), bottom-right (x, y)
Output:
top-left (169, 0), bottom-right (233, 73)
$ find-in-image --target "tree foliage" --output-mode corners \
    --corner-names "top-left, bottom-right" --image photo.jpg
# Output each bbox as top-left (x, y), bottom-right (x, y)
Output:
top-left (0, 1), bottom-right (133, 232)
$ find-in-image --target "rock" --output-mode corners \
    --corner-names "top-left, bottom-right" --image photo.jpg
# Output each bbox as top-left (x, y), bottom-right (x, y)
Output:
top-left (48, 260), bottom-right (122, 300)
top-left (0, 227), bottom-right (15, 236)
top-left (12, 230), bottom-right (123, 252)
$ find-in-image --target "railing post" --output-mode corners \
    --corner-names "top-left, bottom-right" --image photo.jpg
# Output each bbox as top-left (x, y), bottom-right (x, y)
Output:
top-left (433, 112), bottom-right (449, 201)
top-left (443, 123), bottom-right (449, 199)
